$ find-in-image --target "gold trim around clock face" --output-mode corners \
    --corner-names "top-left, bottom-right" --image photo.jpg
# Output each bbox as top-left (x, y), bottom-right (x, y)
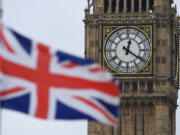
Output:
top-left (102, 25), bottom-right (153, 76)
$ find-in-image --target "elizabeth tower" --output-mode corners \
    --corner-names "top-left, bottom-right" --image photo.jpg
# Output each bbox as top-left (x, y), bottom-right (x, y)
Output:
top-left (84, 0), bottom-right (180, 135)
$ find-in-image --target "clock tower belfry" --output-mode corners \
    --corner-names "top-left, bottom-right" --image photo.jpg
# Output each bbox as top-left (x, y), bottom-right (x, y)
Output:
top-left (84, 0), bottom-right (180, 135)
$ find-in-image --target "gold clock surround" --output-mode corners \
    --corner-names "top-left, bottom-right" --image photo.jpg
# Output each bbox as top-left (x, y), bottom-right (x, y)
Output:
top-left (102, 25), bottom-right (154, 78)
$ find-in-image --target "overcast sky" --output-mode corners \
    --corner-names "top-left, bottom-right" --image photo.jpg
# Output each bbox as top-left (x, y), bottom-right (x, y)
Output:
top-left (0, 0), bottom-right (180, 135)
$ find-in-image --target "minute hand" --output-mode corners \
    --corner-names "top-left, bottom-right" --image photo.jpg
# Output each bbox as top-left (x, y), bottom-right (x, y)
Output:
top-left (123, 47), bottom-right (146, 63)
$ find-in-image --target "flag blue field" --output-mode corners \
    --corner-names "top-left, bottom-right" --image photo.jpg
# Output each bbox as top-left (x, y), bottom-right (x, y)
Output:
top-left (0, 24), bottom-right (120, 126)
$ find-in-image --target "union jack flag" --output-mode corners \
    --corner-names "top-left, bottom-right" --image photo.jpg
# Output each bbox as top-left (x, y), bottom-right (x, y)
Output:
top-left (0, 24), bottom-right (119, 125)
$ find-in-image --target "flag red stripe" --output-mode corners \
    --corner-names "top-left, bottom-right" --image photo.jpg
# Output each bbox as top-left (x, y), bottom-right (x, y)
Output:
top-left (74, 96), bottom-right (118, 125)
top-left (89, 67), bottom-right (105, 72)
top-left (0, 87), bottom-right (25, 96)
top-left (0, 26), bottom-right (15, 54)
top-left (0, 57), bottom-right (119, 97)
top-left (35, 43), bottom-right (51, 119)
top-left (63, 62), bottom-right (77, 68)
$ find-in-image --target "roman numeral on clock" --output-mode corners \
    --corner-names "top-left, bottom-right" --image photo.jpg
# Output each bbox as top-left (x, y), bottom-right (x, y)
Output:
top-left (140, 49), bottom-right (150, 51)
top-left (116, 61), bottom-right (122, 70)
top-left (138, 39), bottom-right (147, 44)
top-left (109, 39), bottom-right (118, 45)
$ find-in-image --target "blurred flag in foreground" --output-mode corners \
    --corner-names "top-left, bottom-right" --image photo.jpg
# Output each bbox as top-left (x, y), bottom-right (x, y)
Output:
top-left (0, 24), bottom-right (119, 126)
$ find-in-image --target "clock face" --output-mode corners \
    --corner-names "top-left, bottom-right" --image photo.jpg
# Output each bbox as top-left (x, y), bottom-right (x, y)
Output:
top-left (105, 27), bottom-right (151, 73)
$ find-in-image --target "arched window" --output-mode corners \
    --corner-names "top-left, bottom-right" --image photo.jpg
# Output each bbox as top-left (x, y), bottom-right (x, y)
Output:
top-left (147, 81), bottom-right (153, 93)
top-left (119, 0), bottom-right (124, 12)
top-left (134, 0), bottom-right (139, 12)
top-left (132, 81), bottom-right (138, 93)
top-left (104, 0), bottom-right (109, 13)
top-left (112, 0), bottom-right (116, 13)
top-left (149, 0), bottom-right (154, 11)
top-left (127, 0), bottom-right (131, 12)
top-left (140, 81), bottom-right (145, 88)
top-left (124, 82), bottom-right (130, 93)
top-left (120, 83), bottom-right (123, 93)
top-left (142, 0), bottom-right (146, 12)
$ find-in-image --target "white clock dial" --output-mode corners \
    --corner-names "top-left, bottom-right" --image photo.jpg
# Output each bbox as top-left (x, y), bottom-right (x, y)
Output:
top-left (105, 27), bottom-right (151, 73)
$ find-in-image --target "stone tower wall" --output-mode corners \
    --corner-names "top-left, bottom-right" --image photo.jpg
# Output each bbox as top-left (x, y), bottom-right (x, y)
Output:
top-left (84, 0), bottom-right (179, 135)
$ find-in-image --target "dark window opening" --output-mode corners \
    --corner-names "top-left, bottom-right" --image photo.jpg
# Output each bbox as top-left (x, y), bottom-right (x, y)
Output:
top-left (142, 114), bottom-right (145, 135)
top-left (175, 34), bottom-right (177, 53)
top-left (156, 80), bottom-right (160, 86)
top-left (175, 34), bottom-right (178, 75)
top-left (162, 40), bottom-right (167, 46)
top-left (161, 80), bottom-right (166, 85)
top-left (132, 81), bottom-right (138, 93)
top-left (162, 57), bottom-right (167, 64)
top-left (112, 0), bottom-right (116, 13)
top-left (104, 0), bottom-right (109, 13)
top-left (142, 0), bottom-right (146, 12)
top-left (156, 57), bottom-right (160, 64)
top-left (134, 114), bottom-right (137, 135)
top-left (120, 83), bottom-right (123, 92)
top-left (147, 81), bottom-right (153, 93)
top-left (140, 81), bottom-right (145, 87)
top-left (119, 0), bottom-right (124, 12)
top-left (149, 0), bottom-right (154, 11)
top-left (127, 0), bottom-right (131, 12)
top-left (125, 82), bottom-right (130, 88)
top-left (156, 39), bottom-right (160, 46)
top-left (125, 82), bottom-right (130, 93)
top-left (134, 0), bottom-right (139, 12)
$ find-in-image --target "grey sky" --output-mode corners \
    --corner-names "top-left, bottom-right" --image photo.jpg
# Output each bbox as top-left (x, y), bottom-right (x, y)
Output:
top-left (1, 0), bottom-right (180, 135)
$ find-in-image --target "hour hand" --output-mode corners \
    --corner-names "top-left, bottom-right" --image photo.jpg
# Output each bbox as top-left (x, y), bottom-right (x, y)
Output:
top-left (125, 39), bottom-right (132, 55)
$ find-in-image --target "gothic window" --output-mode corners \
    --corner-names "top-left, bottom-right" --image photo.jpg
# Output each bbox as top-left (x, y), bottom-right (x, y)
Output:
top-left (174, 34), bottom-right (178, 76)
top-left (132, 81), bottom-right (138, 93)
top-left (127, 0), bottom-right (131, 12)
top-left (104, 0), bottom-right (109, 13)
top-left (147, 81), bottom-right (153, 93)
top-left (120, 83), bottom-right (123, 92)
top-left (162, 57), bottom-right (167, 64)
top-left (142, 114), bottom-right (145, 135)
top-left (156, 57), bottom-right (160, 64)
top-left (162, 23), bottom-right (167, 28)
top-left (120, 115), bottom-right (122, 135)
top-left (125, 82), bottom-right (130, 92)
top-left (112, 0), bottom-right (116, 13)
top-left (134, 0), bottom-right (139, 12)
top-left (149, 103), bottom-right (154, 115)
top-left (134, 114), bottom-right (137, 135)
top-left (161, 80), bottom-right (166, 85)
top-left (156, 39), bottom-right (160, 46)
top-left (175, 34), bottom-right (177, 47)
top-left (149, 0), bottom-right (154, 11)
top-left (119, 0), bottom-right (124, 12)
top-left (169, 108), bottom-right (174, 135)
top-left (140, 81), bottom-right (145, 90)
top-left (153, 48), bottom-right (156, 52)
top-left (142, 0), bottom-right (146, 12)
top-left (162, 40), bottom-right (167, 46)
top-left (156, 80), bottom-right (160, 86)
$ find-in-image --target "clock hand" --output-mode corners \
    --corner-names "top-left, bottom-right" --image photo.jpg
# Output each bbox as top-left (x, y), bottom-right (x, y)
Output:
top-left (125, 39), bottom-right (132, 55)
top-left (123, 46), bottom-right (146, 63)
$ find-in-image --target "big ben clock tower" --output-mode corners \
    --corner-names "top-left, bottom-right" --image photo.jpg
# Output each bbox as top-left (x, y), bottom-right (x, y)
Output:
top-left (84, 0), bottom-right (180, 135)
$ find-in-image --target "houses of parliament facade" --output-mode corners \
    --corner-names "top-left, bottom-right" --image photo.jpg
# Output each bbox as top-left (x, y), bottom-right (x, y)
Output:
top-left (84, 0), bottom-right (180, 135)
